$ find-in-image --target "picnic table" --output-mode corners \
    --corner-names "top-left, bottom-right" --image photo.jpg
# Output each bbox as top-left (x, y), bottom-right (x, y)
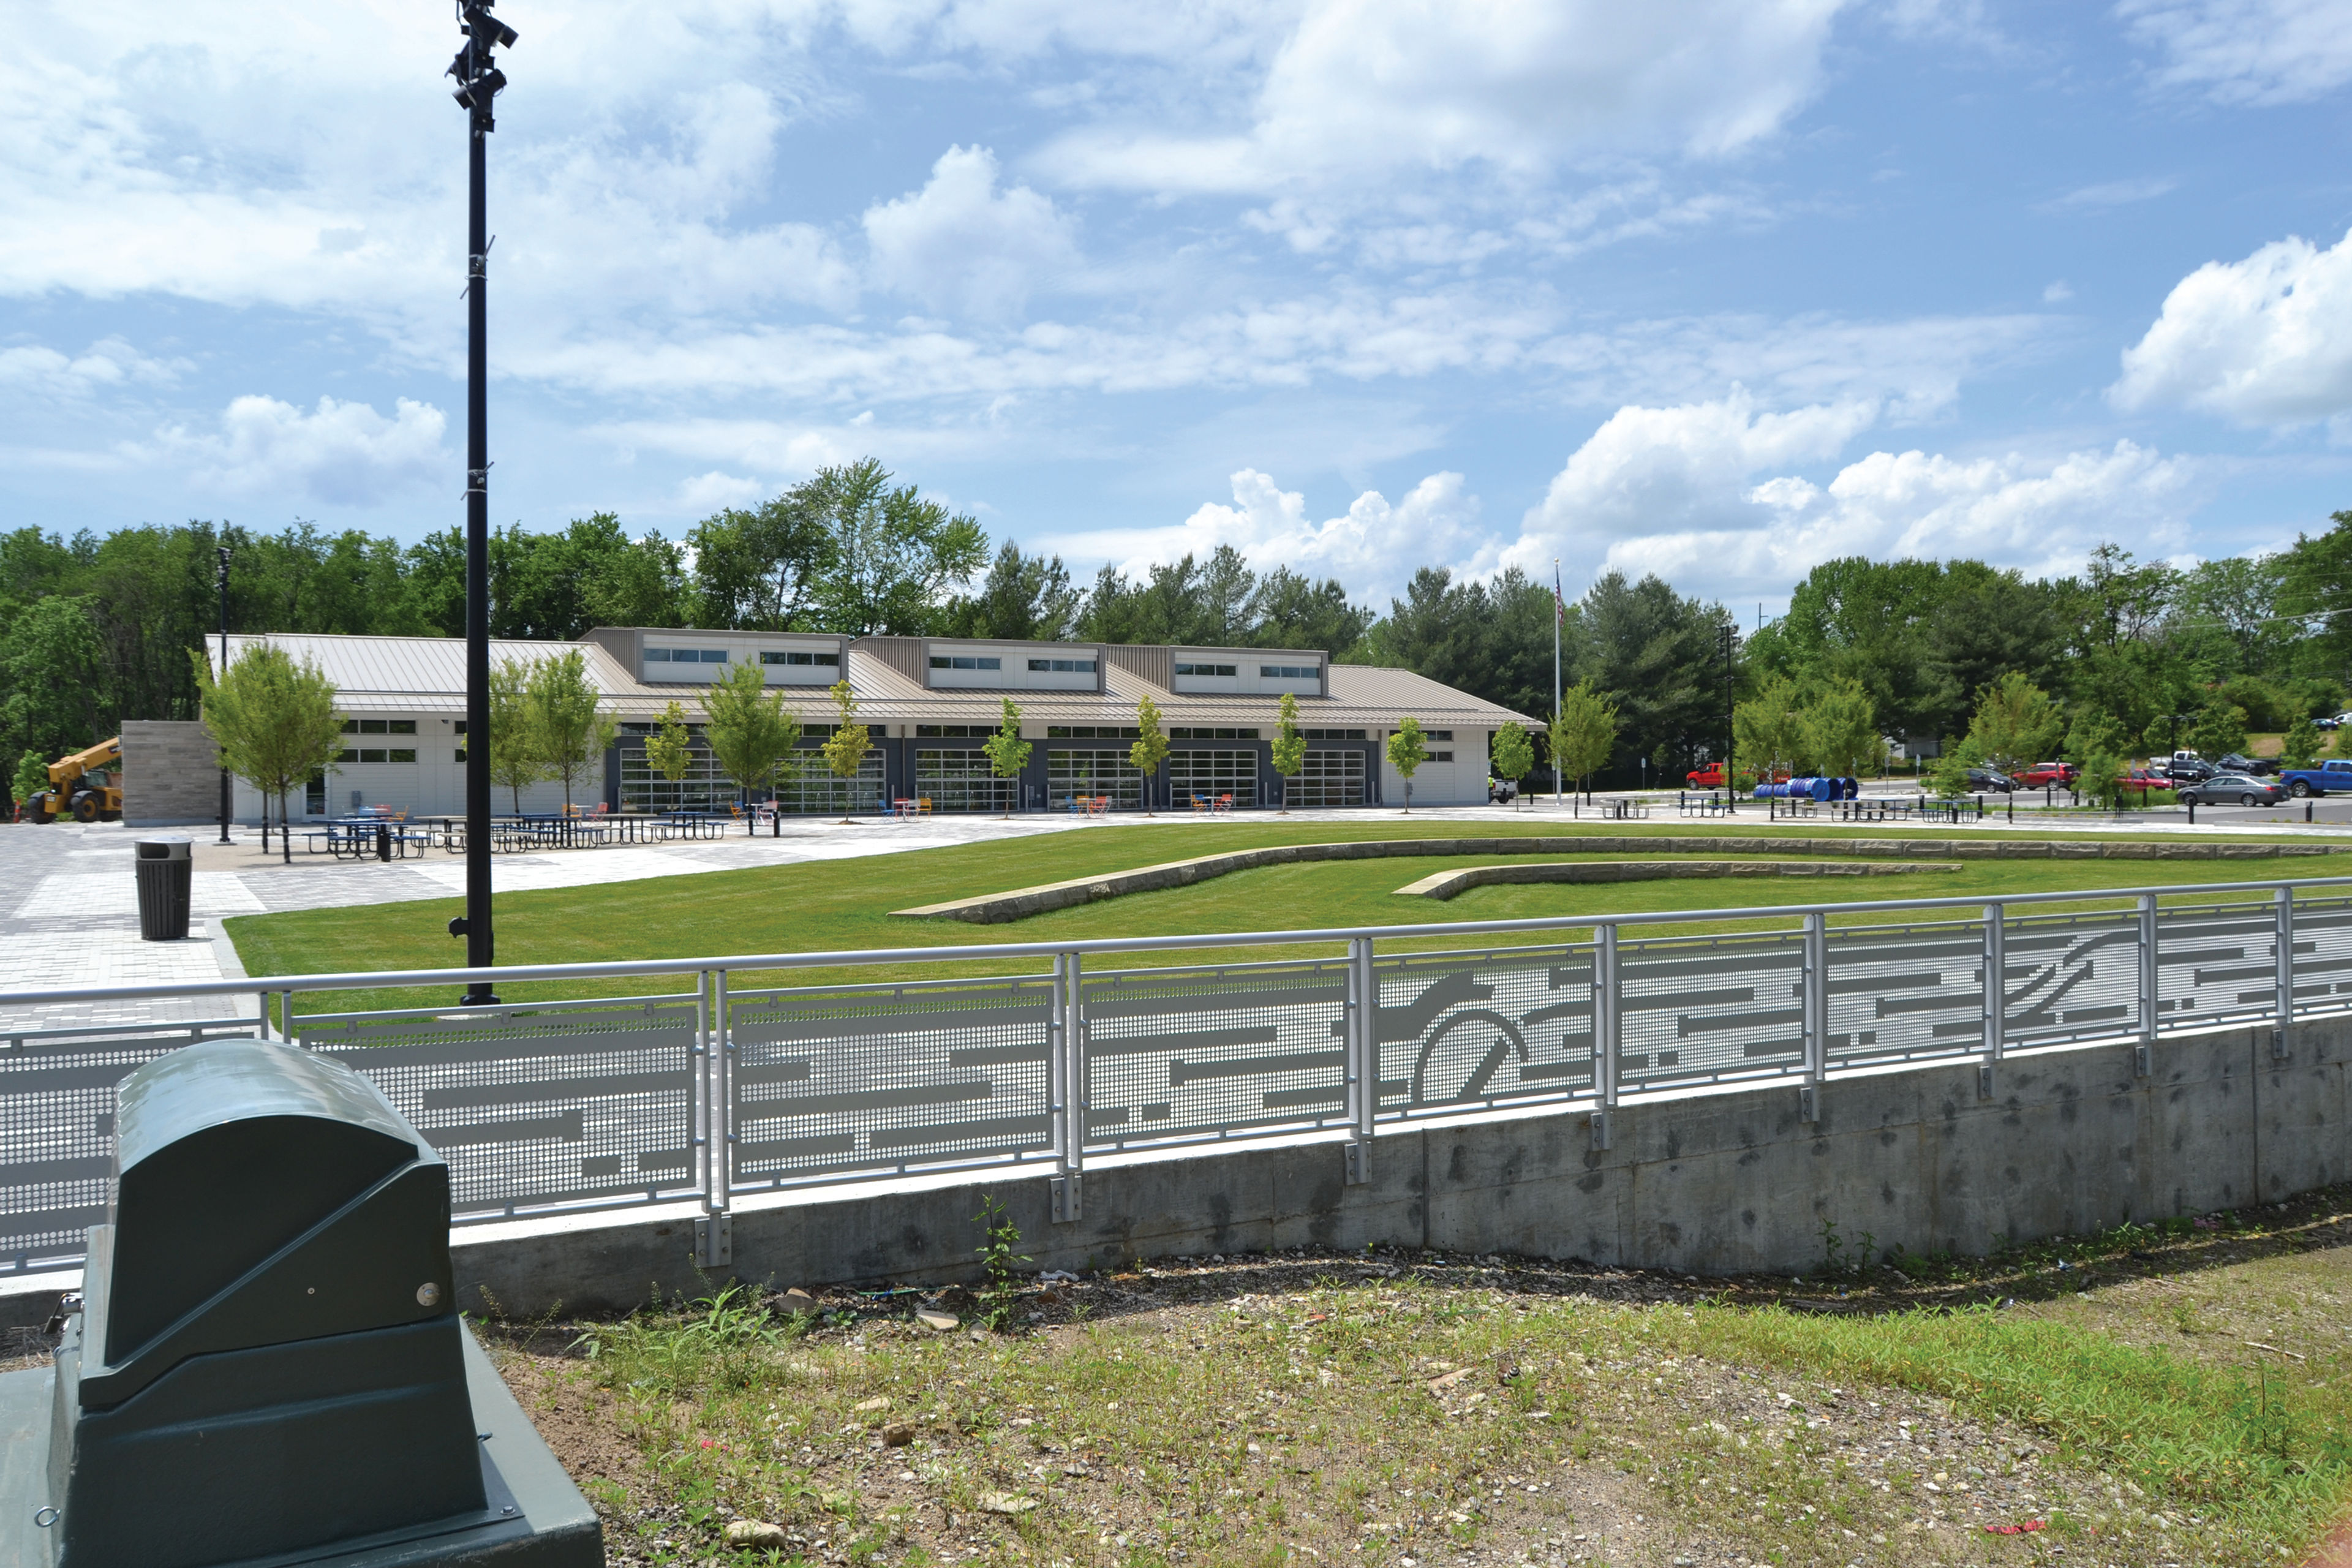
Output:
top-left (303, 816), bottom-right (432, 861)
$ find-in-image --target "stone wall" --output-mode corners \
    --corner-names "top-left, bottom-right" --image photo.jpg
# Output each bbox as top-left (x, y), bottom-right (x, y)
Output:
top-left (120, 720), bottom-right (222, 827)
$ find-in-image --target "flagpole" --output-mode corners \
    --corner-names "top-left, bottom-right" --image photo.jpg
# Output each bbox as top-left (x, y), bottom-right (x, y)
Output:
top-left (1553, 557), bottom-right (1562, 809)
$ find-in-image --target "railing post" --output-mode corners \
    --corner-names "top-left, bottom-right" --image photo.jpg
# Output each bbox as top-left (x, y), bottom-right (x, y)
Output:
top-left (1344, 936), bottom-right (1374, 1185)
top-left (695, 968), bottom-right (731, 1268)
top-left (2136, 892), bottom-right (2157, 1077)
top-left (1593, 922), bottom-right (1619, 1150)
top-left (1050, 951), bottom-right (1085, 1223)
top-left (2274, 886), bottom-right (2294, 1062)
top-left (1980, 903), bottom-right (2003, 1099)
top-left (1800, 910), bottom-right (1826, 1122)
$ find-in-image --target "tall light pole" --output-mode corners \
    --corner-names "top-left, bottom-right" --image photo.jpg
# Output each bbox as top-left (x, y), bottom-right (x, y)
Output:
top-left (448, 0), bottom-right (513, 1006)
top-left (1552, 559), bottom-right (1563, 808)
top-left (216, 545), bottom-right (232, 844)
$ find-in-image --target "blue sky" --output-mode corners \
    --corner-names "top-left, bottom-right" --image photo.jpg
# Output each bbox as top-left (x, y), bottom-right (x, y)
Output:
top-left (6, 0), bottom-right (2352, 614)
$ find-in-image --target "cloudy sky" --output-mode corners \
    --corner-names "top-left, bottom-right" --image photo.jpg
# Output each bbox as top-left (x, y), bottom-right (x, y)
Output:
top-left (7, 0), bottom-right (2352, 613)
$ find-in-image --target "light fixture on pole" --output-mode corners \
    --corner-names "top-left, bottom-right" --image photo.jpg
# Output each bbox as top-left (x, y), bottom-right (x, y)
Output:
top-left (447, 0), bottom-right (514, 1006)
top-left (216, 545), bottom-right (232, 845)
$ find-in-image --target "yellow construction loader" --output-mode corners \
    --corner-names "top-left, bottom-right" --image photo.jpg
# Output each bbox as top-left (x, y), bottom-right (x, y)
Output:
top-left (21, 737), bottom-right (123, 823)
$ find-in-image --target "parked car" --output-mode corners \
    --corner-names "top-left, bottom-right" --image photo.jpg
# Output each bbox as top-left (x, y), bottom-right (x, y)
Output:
top-left (1488, 778), bottom-right (1518, 804)
top-left (2013, 761), bottom-right (2078, 788)
top-left (1684, 763), bottom-right (1789, 789)
top-left (2214, 752), bottom-right (2278, 776)
top-left (2279, 759), bottom-right (2352, 797)
top-left (2159, 756), bottom-right (2217, 783)
top-left (2317, 712), bottom-right (2351, 731)
top-left (2117, 767), bottom-right (2175, 799)
top-left (2176, 773), bottom-right (2285, 807)
top-left (1964, 767), bottom-right (2018, 793)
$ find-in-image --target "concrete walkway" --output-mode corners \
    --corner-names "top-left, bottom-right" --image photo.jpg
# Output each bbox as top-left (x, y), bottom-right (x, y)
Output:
top-left (9, 796), bottom-right (2352, 1031)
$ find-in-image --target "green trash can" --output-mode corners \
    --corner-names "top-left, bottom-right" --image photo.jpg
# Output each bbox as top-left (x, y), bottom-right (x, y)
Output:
top-left (132, 836), bottom-right (192, 941)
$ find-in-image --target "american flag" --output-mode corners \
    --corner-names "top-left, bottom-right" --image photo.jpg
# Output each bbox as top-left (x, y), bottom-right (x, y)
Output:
top-left (1553, 564), bottom-right (1566, 623)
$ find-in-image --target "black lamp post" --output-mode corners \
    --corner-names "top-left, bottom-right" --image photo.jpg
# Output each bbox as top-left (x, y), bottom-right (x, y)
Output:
top-left (216, 545), bottom-right (232, 845)
top-left (1718, 619), bottom-right (1738, 813)
top-left (448, 0), bottom-right (514, 1006)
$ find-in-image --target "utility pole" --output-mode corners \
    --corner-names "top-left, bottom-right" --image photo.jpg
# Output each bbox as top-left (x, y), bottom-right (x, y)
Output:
top-left (448, 0), bottom-right (514, 1006)
top-left (1552, 558), bottom-right (1564, 808)
top-left (216, 545), bottom-right (232, 845)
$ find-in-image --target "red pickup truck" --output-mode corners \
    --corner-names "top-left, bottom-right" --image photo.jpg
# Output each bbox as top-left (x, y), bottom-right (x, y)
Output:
top-left (2012, 761), bottom-right (2078, 788)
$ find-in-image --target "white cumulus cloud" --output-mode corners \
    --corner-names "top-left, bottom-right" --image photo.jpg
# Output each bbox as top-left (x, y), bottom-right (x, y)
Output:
top-left (2111, 225), bottom-right (2352, 428)
top-left (156, 394), bottom-right (448, 506)
top-left (863, 146), bottom-right (1080, 319)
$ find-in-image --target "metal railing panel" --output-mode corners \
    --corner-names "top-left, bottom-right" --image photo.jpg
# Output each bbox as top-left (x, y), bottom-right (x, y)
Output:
top-left (1372, 943), bottom-right (1596, 1117)
top-left (2156, 902), bottom-right (2286, 1031)
top-left (1823, 920), bottom-right (1985, 1068)
top-left (725, 974), bottom-right (1056, 1188)
top-left (2287, 897), bottom-right (2352, 1016)
top-left (301, 996), bottom-right (698, 1218)
top-left (1615, 927), bottom-right (1809, 1090)
top-left (1080, 958), bottom-right (1351, 1150)
top-left (1997, 908), bottom-right (2144, 1050)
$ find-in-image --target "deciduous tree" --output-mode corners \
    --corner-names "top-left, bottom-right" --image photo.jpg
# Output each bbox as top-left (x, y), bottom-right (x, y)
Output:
top-left (192, 641), bottom-right (344, 864)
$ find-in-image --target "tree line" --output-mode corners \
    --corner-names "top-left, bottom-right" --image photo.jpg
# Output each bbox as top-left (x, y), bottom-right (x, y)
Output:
top-left (8, 450), bottom-right (2352, 791)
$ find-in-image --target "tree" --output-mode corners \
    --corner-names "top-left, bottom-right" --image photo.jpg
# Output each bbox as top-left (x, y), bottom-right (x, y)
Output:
top-left (947, 543), bottom-right (1081, 641)
top-left (12, 749), bottom-right (50, 816)
top-left (1551, 680), bottom-right (1620, 800)
top-left (1490, 720), bottom-right (1534, 809)
top-left (487, 658), bottom-right (545, 813)
top-left (981, 698), bottom-right (1030, 818)
top-left (2185, 703), bottom-right (2250, 763)
top-left (2283, 716), bottom-right (2323, 771)
top-left (1965, 671), bottom-right (2065, 774)
top-left (525, 649), bottom-right (617, 812)
top-left (645, 700), bottom-right (697, 812)
top-left (690, 497), bottom-right (829, 630)
top-left (1733, 676), bottom-right (1808, 780)
top-left (1270, 691), bottom-right (1308, 812)
top-left (820, 679), bottom-right (872, 821)
top-left (1802, 678), bottom-right (1881, 779)
top-left (1, 594), bottom-right (110, 766)
top-left (801, 459), bottom-right (988, 635)
top-left (699, 658), bottom-right (801, 830)
top-left (1387, 717), bottom-right (1430, 810)
top-left (191, 641), bottom-right (344, 864)
top-left (1128, 695), bottom-right (1169, 814)
top-left (1925, 736), bottom-right (1985, 801)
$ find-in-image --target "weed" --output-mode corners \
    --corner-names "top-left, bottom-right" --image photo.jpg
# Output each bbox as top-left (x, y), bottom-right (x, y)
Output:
top-left (974, 1193), bottom-right (1031, 1333)
top-left (572, 1284), bottom-right (792, 1395)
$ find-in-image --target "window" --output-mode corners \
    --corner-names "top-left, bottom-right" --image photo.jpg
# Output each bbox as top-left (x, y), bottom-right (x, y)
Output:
top-left (929, 655), bottom-right (1003, 671)
top-left (1290, 749), bottom-right (1364, 807)
top-left (1174, 662), bottom-right (1237, 677)
top-left (342, 718), bottom-right (410, 734)
top-left (1027, 657), bottom-right (1096, 673)
top-left (339, 748), bottom-right (390, 764)
top-left (1258, 665), bottom-right (1315, 679)
top-left (1427, 752), bottom-right (1453, 763)
top-left (1044, 725), bottom-right (1141, 739)
top-left (917, 749), bottom-right (1017, 813)
top-left (647, 648), bottom-right (726, 665)
top-left (454, 721), bottom-right (467, 736)
top-left (1298, 728), bottom-right (1365, 741)
top-left (1423, 729), bottom-right (1454, 742)
top-left (761, 650), bottom-right (839, 666)
top-left (914, 725), bottom-right (981, 737)
top-left (1049, 748), bottom-right (1142, 809)
top-left (388, 748), bottom-right (417, 763)
top-left (1169, 750), bottom-right (1256, 808)
top-left (644, 647), bottom-right (669, 662)
top-left (454, 748), bottom-right (467, 763)
top-left (1168, 728), bottom-right (1257, 740)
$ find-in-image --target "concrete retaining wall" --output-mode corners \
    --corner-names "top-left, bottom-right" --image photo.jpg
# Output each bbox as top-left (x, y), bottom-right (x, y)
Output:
top-left (1393, 859), bottom-right (1962, 899)
top-left (120, 720), bottom-right (220, 827)
top-left (439, 1012), bottom-right (2346, 1316)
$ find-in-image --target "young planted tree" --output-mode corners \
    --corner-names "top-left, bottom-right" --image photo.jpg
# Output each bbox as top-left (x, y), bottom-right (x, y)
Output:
top-left (644, 700), bottom-right (697, 812)
top-left (700, 658), bottom-right (802, 832)
top-left (1802, 678), bottom-right (1881, 779)
top-left (10, 750), bottom-right (48, 820)
top-left (820, 679), bottom-right (872, 822)
top-left (1387, 717), bottom-right (1429, 811)
top-left (1129, 695), bottom-right (1169, 814)
top-left (487, 658), bottom-right (545, 814)
top-left (526, 649), bottom-right (618, 812)
top-left (1270, 691), bottom-right (1308, 813)
top-left (981, 698), bottom-right (1031, 819)
top-left (1733, 676), bottom-right (1807, 783)
top-left (1552, 680), bottom-right (1621, 801)
top-left (1490, 720), bottom-right (1534, 809)
top-left (1966, 671), bottom-right (2065, 775)
top-left (2283, 715), bottom-right (2323, 771)
top-left (190, 642), bottom-right (345, 864)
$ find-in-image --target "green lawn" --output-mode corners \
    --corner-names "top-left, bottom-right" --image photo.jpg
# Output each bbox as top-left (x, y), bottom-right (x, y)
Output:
top-left (222, 819), bottom-right (2352, 1018)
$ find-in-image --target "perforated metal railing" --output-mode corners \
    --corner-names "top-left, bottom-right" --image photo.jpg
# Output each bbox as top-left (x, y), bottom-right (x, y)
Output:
top-left (6, 872), bottom-right (2352, 1273)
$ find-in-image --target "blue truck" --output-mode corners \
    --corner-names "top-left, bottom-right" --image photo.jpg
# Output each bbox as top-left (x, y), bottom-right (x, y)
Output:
top-left (2277, 759), bottom-right (2352, 797)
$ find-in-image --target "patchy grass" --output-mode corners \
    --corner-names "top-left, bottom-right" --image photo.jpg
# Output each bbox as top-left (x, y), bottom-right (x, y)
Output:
top-left (486, 1186), bottom-right (2352, 1568)
top-left (222, 819), bottom-right (2352, 1019)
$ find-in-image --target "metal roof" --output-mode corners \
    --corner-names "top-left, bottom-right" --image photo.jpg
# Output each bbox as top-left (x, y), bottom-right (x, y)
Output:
top-left (222, 633), bottom-right (1536, 729)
